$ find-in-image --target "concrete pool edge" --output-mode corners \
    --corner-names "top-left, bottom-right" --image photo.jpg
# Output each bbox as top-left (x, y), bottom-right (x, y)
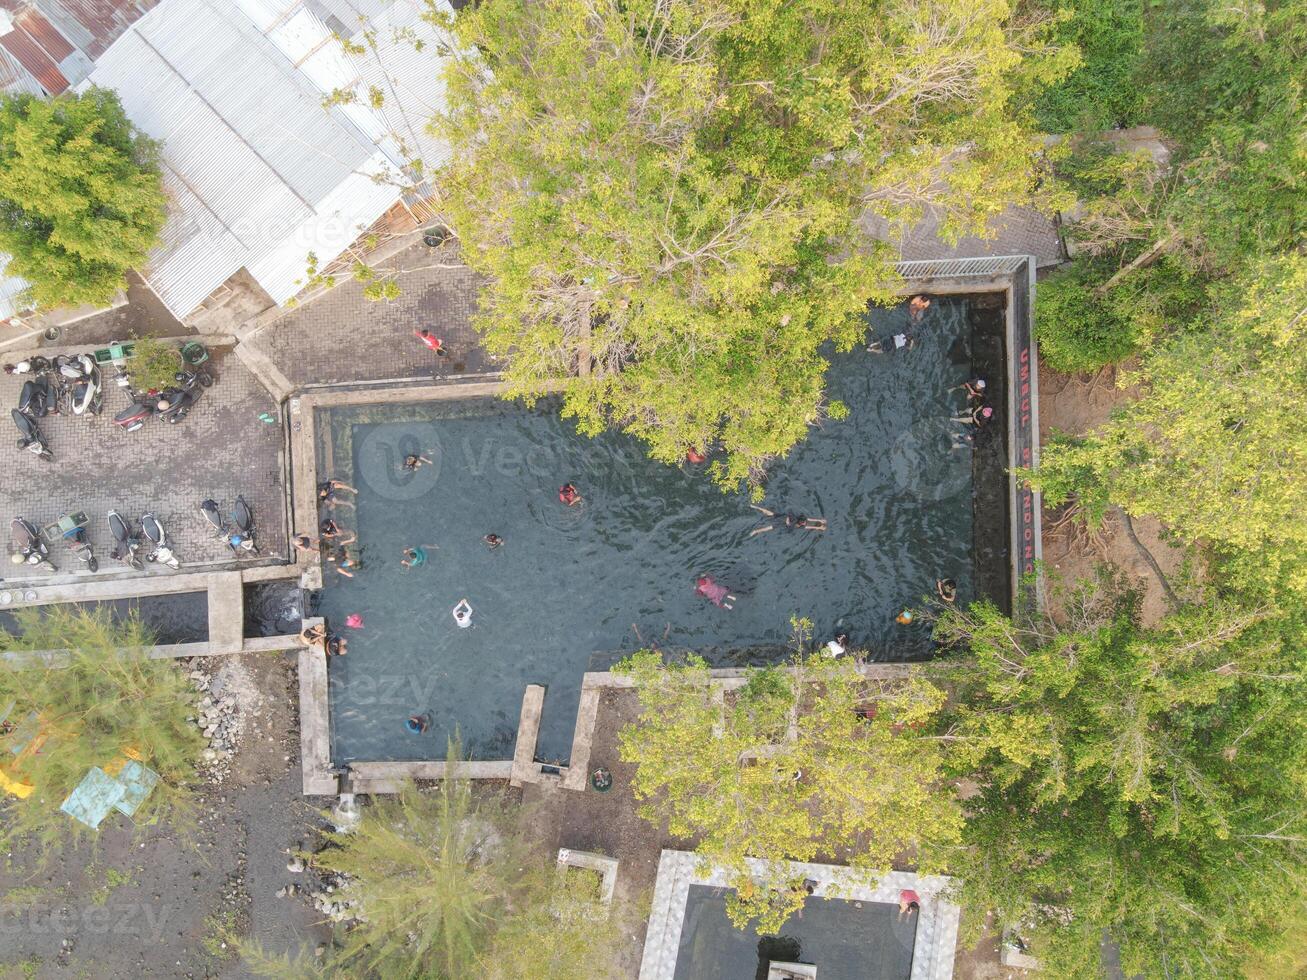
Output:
top-left (293, 258), bottom-right (1043, 795)
top-left (638, 849), bottom-right (962, 980)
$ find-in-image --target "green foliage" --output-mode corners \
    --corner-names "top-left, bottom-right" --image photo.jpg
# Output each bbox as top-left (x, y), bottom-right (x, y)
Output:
top-left (0, 88), bottom-right (165, 311)
top-left (127, 336), bottom-right (181, 392)
top-left (1032, 0), bottom-right (1145, 133)
top-left (288, 740), bottom-right (627, 979)
top-left (1033, 254), bottom-right (1307, 596)
top-left (1034, 264), bottom-right (1141, 372)
top-left (615, 648), bottom-right (961, 932)
top-left (432, 0), bottom-right (1074, 491)
top-left (933, 574), bottom-right (1306, 978)
top-left (0, 608), bottom-right (202, 854)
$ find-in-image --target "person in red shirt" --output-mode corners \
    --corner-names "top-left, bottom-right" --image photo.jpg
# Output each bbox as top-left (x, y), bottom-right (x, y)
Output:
top-left (899, 888), bottom-right (921, 919)
top-left (415, 329), bottom-right (446, 355)
top-left (695, 575), bottom-right (735, 609)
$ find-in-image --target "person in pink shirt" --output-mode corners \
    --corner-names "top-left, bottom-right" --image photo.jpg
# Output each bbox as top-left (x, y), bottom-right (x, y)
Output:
top-left (899, 888), bottom-right (921, 920)
top-left (695, 575), bottom-right (735, 609)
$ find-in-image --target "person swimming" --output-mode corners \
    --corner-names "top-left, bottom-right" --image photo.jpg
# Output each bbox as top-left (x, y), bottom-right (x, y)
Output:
top-left (558, 483), bottom-right (582, 506)
top-left (936, 578), bottom-right (957, 603)
top-left (695, 575), bottom-right (735, 609)
top-left (325, 633), bottom-right (347, 657)
top-left (452, 598), bottom-right (473, 628)
top-left (401, 546), bottom-right (427, 569)
top-left (402, 453), bottom-right (432, 471)
top-left (908, 295), bottom-right (931, 322)
top-left (896, 608), bottom-right (915, 625)
top-left (405, 713), bottom-right (431, 734)
top-left (483, 534), bottom-right (503, 549)
top-left (749, 505), bottom-right (828, 536)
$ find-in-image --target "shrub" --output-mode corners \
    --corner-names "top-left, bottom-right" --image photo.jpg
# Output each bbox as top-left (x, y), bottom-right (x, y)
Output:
top-left (129, 336), bottom-right (181, 392)
top-left (1033, 0), bottom-right (1146, 134)
top-left (1035, 266), bottom-right (1140, 373)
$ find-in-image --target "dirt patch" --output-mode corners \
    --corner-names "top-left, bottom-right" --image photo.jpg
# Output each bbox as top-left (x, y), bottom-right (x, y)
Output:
top-left (0, 652), bottom-right (329, 979)
top-left (1037, 354), bottom-right (1189, 625)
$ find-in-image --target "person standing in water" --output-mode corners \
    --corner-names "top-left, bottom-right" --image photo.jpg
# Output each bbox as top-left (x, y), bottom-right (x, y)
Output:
top-left (908, 295), bottom-right (931, 322)
top-left (695, 575), bottom-right (735, 609)
top-left (452, 598), bottom-right (473, 628)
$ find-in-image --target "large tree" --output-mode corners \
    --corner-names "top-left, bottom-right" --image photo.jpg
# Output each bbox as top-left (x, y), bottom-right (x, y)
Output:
top-left (0, 608), bottom-right (202, 853)
top-left (0, 88), bottom-right (166, 311)
top-left (933, 575), bottom-right (1307, 978)
top-left (261, 743), bottom-right (629, 979)
top-left (1031, 254), bottom-right (1307, 596)
top-left (616, 646), bottom-right (962, 931)
top-left (431, 0), bottom-right (1072, 490)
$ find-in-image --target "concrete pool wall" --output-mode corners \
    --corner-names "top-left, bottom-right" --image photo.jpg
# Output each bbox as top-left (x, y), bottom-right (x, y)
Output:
top-left (639, 849), bottom-right (963, 980)
top-left (291, 257), bottom-right (1043, 796)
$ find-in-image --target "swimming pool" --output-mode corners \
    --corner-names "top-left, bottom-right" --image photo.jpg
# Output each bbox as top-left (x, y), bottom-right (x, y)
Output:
top-left (316, 295), bottom-right (1012, 764)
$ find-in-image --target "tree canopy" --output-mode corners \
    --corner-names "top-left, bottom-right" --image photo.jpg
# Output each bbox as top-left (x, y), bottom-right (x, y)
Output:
top-left (432, 0), bottom-right (1072, 490)
top-left (933, 575), bottom-right (1307, 978)
top-left (259, 742), bottom-right (629, 979)
top-left (0, 608), bottom-right (201, 853)
top-left (616, 645), bottom-right (962, 931)
top-left (0, 88), bottom-right (166, 311)
top-left (1033, 254), bottom-right (1307, 596)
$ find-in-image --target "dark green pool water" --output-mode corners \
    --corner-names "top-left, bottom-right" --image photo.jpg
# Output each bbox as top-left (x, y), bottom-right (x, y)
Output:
top-left (673, 885), bottom-right (915, 980)
top-left (319, 295), bottom-right (1007, 763)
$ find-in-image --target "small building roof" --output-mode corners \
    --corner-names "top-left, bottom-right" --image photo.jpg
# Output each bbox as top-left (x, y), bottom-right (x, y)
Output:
top-left (81, 0), bottom-right (406, 316)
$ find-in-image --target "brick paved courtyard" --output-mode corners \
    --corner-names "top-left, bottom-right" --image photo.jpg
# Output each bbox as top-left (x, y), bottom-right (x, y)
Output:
top-left (0, 345), bottom-right (288, 585)
top-left (244, 241), bottom-right (495, 389)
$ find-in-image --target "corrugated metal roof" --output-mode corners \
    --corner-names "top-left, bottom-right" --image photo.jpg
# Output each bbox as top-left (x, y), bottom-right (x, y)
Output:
top-left (245, 155), bottom-right (398, 302)
top-left (0, 271), bottom-right (32, 321)
top-left (81, 0), bottom-right (411, 316)
top-left (347, 0), bottom-right (453, 176)
top-left (17, 7), bottom-right (74, 59)
top-left (0, 45), bottom-right (44, 96)
top-left (0, 18), bottom-right (69, 93)
top-left (18, 0), bottom-right (158, 61)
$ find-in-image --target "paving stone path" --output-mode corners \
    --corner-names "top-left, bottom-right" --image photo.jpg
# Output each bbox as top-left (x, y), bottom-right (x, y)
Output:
top-left (0, 346), bottom-right (288, 586)
top-left (245, 241), bottom-right (494, 389)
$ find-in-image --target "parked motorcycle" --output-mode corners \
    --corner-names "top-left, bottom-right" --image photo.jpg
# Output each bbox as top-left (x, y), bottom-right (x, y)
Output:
top-left (17, 376), bottom-right (55, 417)
top-left (65, 354), bottom-right (102, 417)
top-left (112, 398), bottom-right (154, 433)
top-left (199, 498), bottom-right (227, 539)
top-left (9, 517), bottom-right (54, 572)
top-left (52, 512), bottom-right (97, 573)
top-left (156, 369), bottom-right (211, 425)
top-left (140, 513), bottom-right (181, 570)
top-left (231, 495), bottom-right (258, 554)
top-left (200, 497), bottom-right (256, 554)
top-left (11, 409), bottom-right (53, 462)
top-left (107, 509), bottom-right (145, 571)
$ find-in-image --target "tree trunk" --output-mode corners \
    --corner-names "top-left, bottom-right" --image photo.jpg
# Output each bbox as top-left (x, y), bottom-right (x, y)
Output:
top-left (1093, 231), bottom-right (1177, 298)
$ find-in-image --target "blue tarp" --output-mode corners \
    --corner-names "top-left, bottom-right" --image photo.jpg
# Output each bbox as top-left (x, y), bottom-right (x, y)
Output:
top-left (59, 761), bottom-right (160, 829)
top-left (113, 760), bottom-right (159, 817)
top-left (60, 767), bottom-right (125, 829)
